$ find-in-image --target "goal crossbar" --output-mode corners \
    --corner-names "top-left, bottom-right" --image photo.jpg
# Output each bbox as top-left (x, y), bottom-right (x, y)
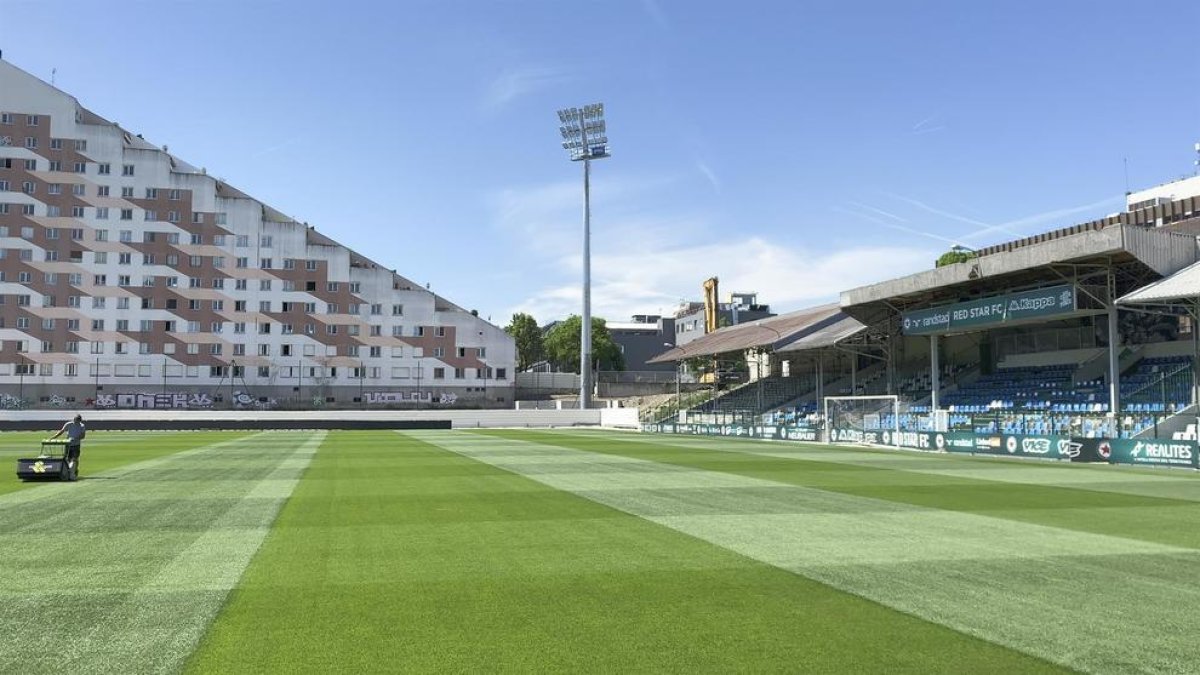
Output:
top-left (823, 395), bottom-right (901, 443)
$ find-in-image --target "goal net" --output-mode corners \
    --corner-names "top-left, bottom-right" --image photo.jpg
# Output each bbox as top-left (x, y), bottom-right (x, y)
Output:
top-left (824, 395), bottom-right (901, 445)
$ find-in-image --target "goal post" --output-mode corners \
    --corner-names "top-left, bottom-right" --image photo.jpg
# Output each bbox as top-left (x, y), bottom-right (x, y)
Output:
top-left (824, 395), bottom-right (901, 444)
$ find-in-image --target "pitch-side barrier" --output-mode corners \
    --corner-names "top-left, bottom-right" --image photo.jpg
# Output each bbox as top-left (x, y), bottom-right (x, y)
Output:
top-left (642, 422), bottom-right (1199, 470)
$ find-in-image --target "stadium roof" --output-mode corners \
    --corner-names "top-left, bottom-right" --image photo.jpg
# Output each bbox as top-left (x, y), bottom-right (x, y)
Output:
top-left (1118, 259), bottom-right (1200, 306)
top-left (647, 304), bottom-right (864, 363)
top-left (775, 312), bottom-right (867, 352)
top-left (841, 223), bottom-right (1198, 326)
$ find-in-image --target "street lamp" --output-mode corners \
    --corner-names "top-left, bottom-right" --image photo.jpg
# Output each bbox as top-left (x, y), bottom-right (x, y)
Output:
top-left (557, 102), bottom-right (609, 410)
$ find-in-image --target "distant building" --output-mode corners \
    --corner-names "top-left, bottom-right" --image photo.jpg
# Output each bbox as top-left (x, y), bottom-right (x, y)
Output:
top-left (0, 58), bottom-right (515, 405)
top-left (606, 315), bottom-right (676, 372)
top-left (674, 292), bottom-right (774, 347)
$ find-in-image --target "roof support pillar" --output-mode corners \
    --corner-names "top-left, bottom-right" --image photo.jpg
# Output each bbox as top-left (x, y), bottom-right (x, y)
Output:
top-left (1108, 272), bottom-right (1121, 415)
top-left (930, 334), bottom-right (940, 411)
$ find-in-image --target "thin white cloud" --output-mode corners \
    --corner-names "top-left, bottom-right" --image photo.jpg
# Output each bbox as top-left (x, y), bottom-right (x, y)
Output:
top-left (484, 65), bottom-right (572, 111)
top-left (833, 206), bottom-right (969, 248)
top-left (695, 160), bottom-right (720, 194)
top-left (911, 113), bottom-right (946, 135)
top-left (508, 237), bottom-right (936, 324)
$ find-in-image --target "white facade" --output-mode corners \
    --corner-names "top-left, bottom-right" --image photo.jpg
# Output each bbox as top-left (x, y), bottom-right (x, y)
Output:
top-left (0, 59), bottom-right (514, 407)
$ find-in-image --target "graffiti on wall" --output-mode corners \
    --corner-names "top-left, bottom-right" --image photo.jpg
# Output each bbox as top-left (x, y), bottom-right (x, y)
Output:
top-left (94, 393), bottom-right (215, 410)
top-left (365, 391), bottom-right (459, 405)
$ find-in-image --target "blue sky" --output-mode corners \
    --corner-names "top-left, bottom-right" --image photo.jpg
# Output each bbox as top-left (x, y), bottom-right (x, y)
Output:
top-left (2, 1), bottom-right (1197, 325)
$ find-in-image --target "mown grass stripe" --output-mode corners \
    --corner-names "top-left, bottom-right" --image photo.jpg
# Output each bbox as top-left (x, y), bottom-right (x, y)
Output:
top-left (461, 430), bottom-right (1200, 674)
top-left (185, 430), bottom-right (1059, 674)
top-left (0, 431), bottom-right (324, 675)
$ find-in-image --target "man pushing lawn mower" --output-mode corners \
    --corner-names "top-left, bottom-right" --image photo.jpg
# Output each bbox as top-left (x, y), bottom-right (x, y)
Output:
top-left (47, 414), bottom-right (86, 481)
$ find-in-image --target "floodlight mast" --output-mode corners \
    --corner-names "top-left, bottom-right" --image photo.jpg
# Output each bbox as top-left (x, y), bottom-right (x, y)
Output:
top-left (556, 103), bottom-right (610, 409)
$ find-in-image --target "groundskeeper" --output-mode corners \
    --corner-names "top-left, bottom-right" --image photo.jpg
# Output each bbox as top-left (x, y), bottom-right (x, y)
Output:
top-left (48, 414), bottom-right (86, 480)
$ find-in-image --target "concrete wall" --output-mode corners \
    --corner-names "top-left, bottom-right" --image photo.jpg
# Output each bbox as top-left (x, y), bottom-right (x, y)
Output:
top-left (0, 407), bottom-right (641, 429)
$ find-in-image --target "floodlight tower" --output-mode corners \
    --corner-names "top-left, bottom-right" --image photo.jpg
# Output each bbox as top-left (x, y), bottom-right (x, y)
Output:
top-left (557, 103), bottom-right (609, 409)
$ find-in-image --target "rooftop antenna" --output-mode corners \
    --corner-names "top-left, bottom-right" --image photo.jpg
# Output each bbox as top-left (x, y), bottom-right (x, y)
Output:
top-left (1123, 157), bottom-right (1130, 195)
top-left (51, 67), bottom-right (56, 85)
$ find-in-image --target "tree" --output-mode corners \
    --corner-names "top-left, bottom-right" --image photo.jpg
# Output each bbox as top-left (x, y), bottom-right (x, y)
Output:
top-left (936, 247), bottom-right (977, 268)
top-left (504, 312), bottom-right (544, 371)
top-left (543, 316), bottom-right (625, 373)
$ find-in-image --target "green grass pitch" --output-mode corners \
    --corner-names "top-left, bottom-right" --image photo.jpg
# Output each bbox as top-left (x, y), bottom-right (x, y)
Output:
top-left (3, 428), bottom-right (1198, 673)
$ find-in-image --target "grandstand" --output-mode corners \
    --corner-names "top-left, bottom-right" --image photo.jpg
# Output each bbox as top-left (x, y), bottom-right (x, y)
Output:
top-left (648, 172), bottom-right (1200, 442)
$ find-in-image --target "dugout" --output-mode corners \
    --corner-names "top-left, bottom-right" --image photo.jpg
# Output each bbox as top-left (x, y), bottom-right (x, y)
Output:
top-left (840, 221), bottom-right (1199, 423)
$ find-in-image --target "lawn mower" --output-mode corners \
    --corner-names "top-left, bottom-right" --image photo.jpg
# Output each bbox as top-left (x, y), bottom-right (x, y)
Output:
top-left (15, 439), bottom-right (76, 482)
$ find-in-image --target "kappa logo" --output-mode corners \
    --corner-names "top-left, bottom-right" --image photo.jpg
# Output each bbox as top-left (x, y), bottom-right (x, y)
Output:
top-left (935, 433), bottom-right (945, 450)
top-left (1098, 441), bottom-right (1113, 460)
top-left (31, 460), bottom-right (47, 474)
top-left (1006, 436), bottom-right (1018, 453)
top-left (882, 431), bottom-right (891, 446)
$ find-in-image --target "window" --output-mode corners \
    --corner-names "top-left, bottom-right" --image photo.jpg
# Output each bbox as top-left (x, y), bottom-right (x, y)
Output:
top-left (392, 326), bottom-right (404, 337)
top-left (235, 279), bottom-right (247, 291)
top-left (122, 164), bottom-right (134, 176)
top-left (167, 210), bottom-right (179, 223)
top-left (25, 137), bottom-right (37, 149)
top-left (370, 304), bottom-right (382, 315)
top-left (72, 206), bottom-right (85, 218)
top-left (120, 209), bottom-right (133, 220)
top-left (454, 368), bottom-right (466, 379)
top-left (415, 326), bottom-right (425, 337)
top-left (260, 258), bottom-right (272, 269)
top-left (47, 183), bottom-right (62, 195)
top-left (190, 233), bottom-right (202, 245)
top-left (212, 234), bottom-right (225, 246)
top-left (233, 343), bottom-right (246, 356)
top-left (116, 319), bottom-right (129, 331)
top-left (144, 210), bottom-right (157, 221)
top-left (433, 347), bottom-right (444, 358)
top-left (117, 297), bottom-right (130, 310)
top-left (283, 258), bottom-right (295, 270)
top-left (234, 300), bottom-right (247, 312)
top-left (26, 115), bottom-right (38, 126)
top-left (189, 255), bottom-right (202, 267)
top-left (433, 367), bottom-right (445, 380)
top-left (260, 279), bottom-right (272, 291)
top-left (189, 277), bottom-right (202, 288)
top-left (369, 346), bottom-right (382, 358)
top-left (168, 189), bottom-right (181, 200)
top-left (236, 257), bottom-right (248, 269)
top-left (306, 259), bottom-right (318, 271)
top-left (74, 162), bottom-right (86, 173)
top-left (98, 163), bottom-right (110, 175)
top-left (48, 161), bottom-right (61, 172)
top-left (143, 253), bottom-right (155, 265)
top-left (457, 347), bottom-right (466, 358)
top-left (392, 304), bottom-right (404, 316)
top-left (94, 274), bottom-right (107, 285)
top-left (436, 326), bottom-right (446, 337)
top-left (187, 343), bottom-right (199, 355)
top-left (118, 252), bottom-right (131, 265)
top-left (95, 229), bottom-right (109, 242)
top-left (22, 181), bottom-right (34, 194)
top-left (236, 235), bottom-right (249, 247)
top-left (121, 186), bottom-right (133, 197)
top-left (370, 325), bottom-right (382, 337)
top-left (260, 235), bottom-right (273, 247)
top-left (327, 282), bottom-right (339, 292)
top-left (212, 278), bottom-right (224, 289)
top-left (192, 212), bottom-right (203, 224)
top-left (23, 159), bottom-right (35, 171)
top-left (234, 322), bottom-right (246, 334)
top-left (259, 301), bottom-right (271, 312)
top-left (145, 188), bottom-right (157, 199)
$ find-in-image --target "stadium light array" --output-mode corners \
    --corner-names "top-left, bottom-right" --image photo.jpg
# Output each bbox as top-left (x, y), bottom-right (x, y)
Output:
top-left (555, 102), bottom-right (610, 409)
